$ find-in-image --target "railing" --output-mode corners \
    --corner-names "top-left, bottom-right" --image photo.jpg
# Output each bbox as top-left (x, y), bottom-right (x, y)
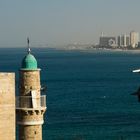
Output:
top-left (16, 95), bottom-right (46, 109)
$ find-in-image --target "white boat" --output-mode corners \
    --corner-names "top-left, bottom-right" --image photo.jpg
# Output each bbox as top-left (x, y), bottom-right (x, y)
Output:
top-left (132, 69), bottom-right (140, 73)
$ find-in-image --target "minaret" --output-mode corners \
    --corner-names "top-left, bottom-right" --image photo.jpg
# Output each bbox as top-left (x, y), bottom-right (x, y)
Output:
top-left (16, 38), bottom-right (46, 140)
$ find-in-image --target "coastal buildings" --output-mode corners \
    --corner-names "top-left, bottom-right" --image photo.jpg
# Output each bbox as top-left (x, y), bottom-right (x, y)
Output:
top-left (130, 31), bottom-right (139, 48)
top-left (117, 35), bottom-right (130, 47)
top-left (99, 36), bottom-right (116, 47)
top-left (98, 31), bottom-right (139, 49)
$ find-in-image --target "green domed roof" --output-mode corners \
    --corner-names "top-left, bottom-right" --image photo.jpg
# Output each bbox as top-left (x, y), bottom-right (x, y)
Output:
top-left (21, 53), bottom-right (38, 70)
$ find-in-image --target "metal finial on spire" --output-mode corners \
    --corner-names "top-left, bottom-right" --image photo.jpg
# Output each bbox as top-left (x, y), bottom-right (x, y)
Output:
top-left (27, 37), bottom-right (31, 53)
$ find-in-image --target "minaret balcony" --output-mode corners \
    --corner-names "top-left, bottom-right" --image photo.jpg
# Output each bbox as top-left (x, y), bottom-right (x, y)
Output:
top-left (16, 95), bottom-right (46, 111)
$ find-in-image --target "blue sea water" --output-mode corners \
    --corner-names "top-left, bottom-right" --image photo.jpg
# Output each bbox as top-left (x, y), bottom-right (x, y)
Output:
top-left (1, 48), bottom-right (140, 140)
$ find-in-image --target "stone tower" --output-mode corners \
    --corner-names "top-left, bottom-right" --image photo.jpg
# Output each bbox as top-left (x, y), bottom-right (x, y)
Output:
top-left (16, 39), bottom-right (46, 140)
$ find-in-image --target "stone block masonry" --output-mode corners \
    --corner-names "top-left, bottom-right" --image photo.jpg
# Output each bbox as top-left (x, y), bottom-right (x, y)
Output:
top-left (0, 73), bottom-right (15, 140)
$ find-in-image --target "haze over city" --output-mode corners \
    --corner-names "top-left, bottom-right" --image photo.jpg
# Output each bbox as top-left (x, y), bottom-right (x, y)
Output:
top-left (1, 0), bottom-right (140, 47)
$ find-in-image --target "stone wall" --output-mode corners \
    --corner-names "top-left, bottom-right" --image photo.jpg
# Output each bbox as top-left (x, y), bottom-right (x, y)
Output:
top-left (0, 73), bottom-right (15, 140)
top-left (19, 70), bottom-right (40, 96)
top-left (18, 70), bottom-right (46, 140)
top-left (19, 125), bottom-right (42, 140)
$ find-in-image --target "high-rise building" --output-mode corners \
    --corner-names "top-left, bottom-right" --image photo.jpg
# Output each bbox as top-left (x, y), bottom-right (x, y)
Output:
top-left (117, 35), bottom-right (122, 47)
top-left (130, 31), bottom-right (139, 48)
top-left (99, 36), bottom-right (116, 47)
top-left (16, 39), bottom-right (46, 140)
top-left (117, 35), bottom-right (130, 47)
top-left (126, 36), bottom-right (130, 47)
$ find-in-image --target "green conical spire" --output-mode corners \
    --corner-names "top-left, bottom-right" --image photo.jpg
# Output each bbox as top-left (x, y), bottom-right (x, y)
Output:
top-left (21, 38), bottom-right (38, 70)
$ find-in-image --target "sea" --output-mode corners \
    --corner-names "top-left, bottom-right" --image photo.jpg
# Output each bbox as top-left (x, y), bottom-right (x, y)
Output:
top-left (1, 48), bottom-right (140, 140)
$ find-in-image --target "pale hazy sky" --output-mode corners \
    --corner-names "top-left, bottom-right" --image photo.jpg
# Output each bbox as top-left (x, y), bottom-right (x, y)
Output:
top-left (1, 0), bottom-right (140, 47)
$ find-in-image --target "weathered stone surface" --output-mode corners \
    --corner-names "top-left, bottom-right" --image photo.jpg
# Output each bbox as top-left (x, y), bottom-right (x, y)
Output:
top-left (17, 70), bottom-right (46, 140)
top-left (0, 73), bottom-right (15, 140)
top-left (19, 70), bottom-right (40, 96)
top-left (19, 125), bottom-right (42, 140)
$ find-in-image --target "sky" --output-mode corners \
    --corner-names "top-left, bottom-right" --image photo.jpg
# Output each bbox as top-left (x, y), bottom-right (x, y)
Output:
top-left (0, 0), bottom-right (140, 47)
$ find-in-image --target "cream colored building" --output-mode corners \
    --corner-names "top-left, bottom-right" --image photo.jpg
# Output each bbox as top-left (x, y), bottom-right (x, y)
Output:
top-left (130, 31), bottom-right (139, 48)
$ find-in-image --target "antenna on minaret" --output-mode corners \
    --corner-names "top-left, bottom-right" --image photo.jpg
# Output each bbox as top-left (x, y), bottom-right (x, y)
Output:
top-left (27, 37), bottom-right (31, 54)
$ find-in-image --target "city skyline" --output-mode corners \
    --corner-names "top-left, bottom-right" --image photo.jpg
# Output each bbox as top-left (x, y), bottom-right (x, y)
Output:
top-left (99, 31), bottom-right (139, 48)
top-left (1, 0), bottom-right (140, 47)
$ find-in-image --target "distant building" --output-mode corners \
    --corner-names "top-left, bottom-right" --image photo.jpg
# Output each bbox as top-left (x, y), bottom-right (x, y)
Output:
top-left (130, 31), bottom-right (139, 48)
top-left (117, 35), bottom-right (122, 47)
top-left (99, 36), bottom-right (116, 47)
top-left (138, 42), bottom-right (140, 48)
top-left (126, 36), bottom-right (130, 47)
top-left (117, 35), bottom-right (130, 47)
